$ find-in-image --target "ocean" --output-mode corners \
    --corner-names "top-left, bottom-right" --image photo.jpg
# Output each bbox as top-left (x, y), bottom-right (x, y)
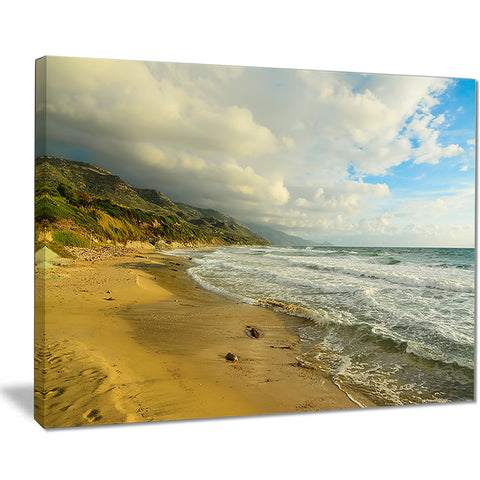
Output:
top-left (166, 245), bottom-right (475, 407)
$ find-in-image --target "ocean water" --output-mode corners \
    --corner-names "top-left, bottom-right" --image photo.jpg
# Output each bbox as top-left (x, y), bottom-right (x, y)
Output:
top-left (166, 246), bottom-right (475, 406)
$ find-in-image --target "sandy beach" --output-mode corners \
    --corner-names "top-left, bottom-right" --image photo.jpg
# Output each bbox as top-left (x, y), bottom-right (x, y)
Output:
top-left (34, 247), bottom-right (369, 428)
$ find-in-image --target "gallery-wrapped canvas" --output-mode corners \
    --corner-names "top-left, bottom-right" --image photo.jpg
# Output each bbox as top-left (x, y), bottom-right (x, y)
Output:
top-left (34, 56), bottom-right (476, 428)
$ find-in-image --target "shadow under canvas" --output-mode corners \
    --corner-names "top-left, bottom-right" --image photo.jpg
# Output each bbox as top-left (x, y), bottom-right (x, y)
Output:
top-left (2, 384), bottom-right (33, 418)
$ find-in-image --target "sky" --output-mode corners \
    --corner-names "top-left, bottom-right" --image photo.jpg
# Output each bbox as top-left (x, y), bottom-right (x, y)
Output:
top-left (38, 56), bottom-right (476, 247)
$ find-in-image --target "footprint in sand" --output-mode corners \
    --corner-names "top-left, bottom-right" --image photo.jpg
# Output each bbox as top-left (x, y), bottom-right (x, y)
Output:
top-left (40, 387), bottom-right (65, 399)
top-left (82, 408), bottom-right (102, 422)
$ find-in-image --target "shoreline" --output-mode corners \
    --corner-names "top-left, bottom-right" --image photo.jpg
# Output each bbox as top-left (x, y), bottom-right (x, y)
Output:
top-left (35, 246), bottom-right (369, 428)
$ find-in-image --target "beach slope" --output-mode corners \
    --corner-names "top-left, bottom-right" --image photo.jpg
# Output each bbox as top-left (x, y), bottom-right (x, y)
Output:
top-left (34, 249), bottom-right (362, 428)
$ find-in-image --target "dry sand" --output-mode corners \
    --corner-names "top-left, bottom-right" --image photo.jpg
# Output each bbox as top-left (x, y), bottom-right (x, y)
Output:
top-left (35, 248), bottom-right (368, 428)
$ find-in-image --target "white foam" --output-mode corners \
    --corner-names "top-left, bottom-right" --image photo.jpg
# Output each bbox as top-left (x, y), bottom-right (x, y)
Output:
top-left (185, 245), bottom-right (475, 393)
top-left (187, 268), bottom-right (256, 305)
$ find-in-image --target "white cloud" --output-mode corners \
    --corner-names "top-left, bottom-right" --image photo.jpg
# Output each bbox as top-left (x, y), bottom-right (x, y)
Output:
top-left (45, 57), bottom-right (278, 158)
top-left (179, 153), bottom-right (207, 171)
top-left (136, 144), bottom-right (174, 169)
top-left (395, 189), bottom-right (474, 224)
top-left (413, 133), bottom-right (464, 164)
top-left (295, 197), bottom-right (309, 207)
top-left (263, 179), bottom-right (391, 237)
top-left (281, 136), bottom-right (296, 149)
top-left (407, 113), bottom-right (465, 164)
top-left (41, 57), bottom-right (474, 247)
top-left (296, 71), bottom-right (457, 175)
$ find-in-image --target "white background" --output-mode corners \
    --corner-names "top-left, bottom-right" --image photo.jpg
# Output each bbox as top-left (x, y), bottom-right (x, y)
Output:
top-left (0, 1), bottom-right (477, 479)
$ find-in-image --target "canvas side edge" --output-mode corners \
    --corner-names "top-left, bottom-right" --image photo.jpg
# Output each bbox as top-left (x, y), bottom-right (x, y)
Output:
top-left (34, 57), bottom-right (48, 428)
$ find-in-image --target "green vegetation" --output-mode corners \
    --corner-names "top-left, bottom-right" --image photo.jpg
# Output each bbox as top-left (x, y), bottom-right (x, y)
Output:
top-left (52, 231), bottom-right (89, 247)
top-left (36, 183), bottom-right (206, 248)
top-left (35, 156), bottom-right (271, 252)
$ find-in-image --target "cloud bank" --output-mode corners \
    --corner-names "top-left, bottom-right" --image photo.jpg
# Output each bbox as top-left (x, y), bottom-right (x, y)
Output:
top-left (40, 57), bottom-right (475, 247)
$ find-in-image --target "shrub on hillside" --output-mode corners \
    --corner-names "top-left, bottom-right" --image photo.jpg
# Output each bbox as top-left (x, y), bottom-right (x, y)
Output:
top-left (52, 230), bottom-right (89, 247)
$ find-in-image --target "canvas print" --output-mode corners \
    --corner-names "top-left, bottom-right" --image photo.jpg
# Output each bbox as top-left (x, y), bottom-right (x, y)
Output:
top-left (34, 56), bottom-right (476, 428)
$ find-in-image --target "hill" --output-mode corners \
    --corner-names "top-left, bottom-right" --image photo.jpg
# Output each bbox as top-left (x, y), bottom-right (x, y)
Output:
top-left (35, 156), bottom-right (270, 252)
top-left (246, 223), bottom-right (332, 247)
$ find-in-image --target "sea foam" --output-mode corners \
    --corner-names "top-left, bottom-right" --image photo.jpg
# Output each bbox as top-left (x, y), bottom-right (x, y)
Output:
top-left (175, 245), bottom-right (475, 405)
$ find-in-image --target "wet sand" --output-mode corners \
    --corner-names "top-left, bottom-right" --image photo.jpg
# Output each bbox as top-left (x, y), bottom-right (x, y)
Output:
top-left (34, 248), bottom-right (364, 428)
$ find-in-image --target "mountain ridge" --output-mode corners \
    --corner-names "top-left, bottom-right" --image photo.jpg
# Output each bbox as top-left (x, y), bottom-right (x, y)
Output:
top-left (35, 156), bottom-right (270, 250)
top-left (246, 222), bottom-right (333, 247)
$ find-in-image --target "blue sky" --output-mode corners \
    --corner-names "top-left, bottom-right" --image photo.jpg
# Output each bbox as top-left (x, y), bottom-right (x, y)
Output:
top-left (361, 78), bottom-right (475, 205)
top-left (353, 78), bottom-right (476, 246)
top-left (41, 58), bottom-right (476, 247)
